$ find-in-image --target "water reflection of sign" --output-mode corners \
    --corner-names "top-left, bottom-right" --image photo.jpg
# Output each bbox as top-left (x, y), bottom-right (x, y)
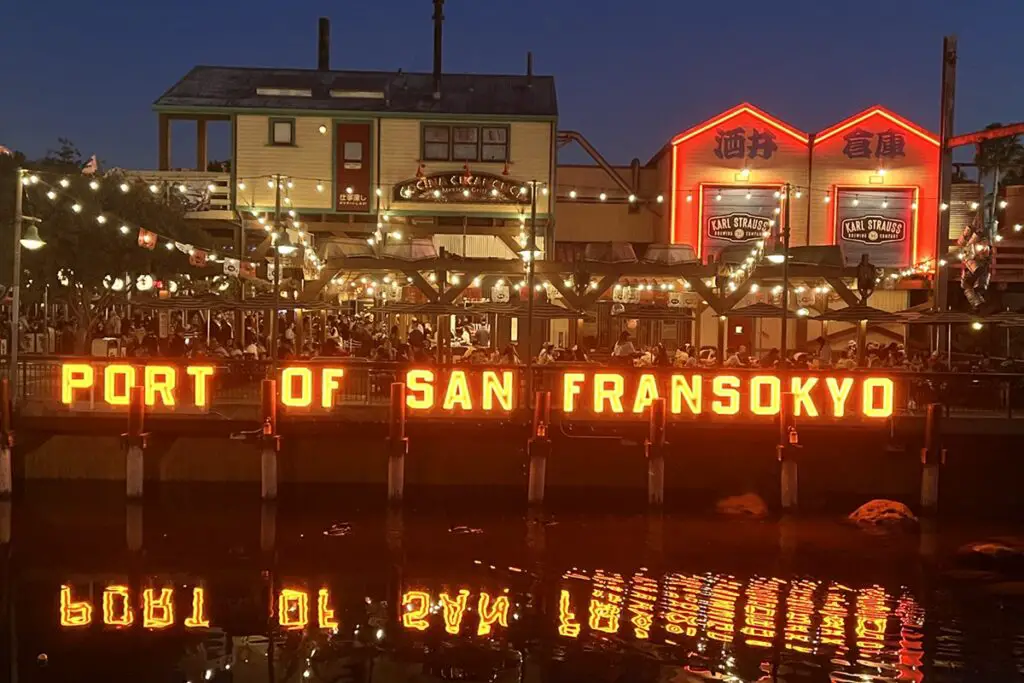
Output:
top-left (841, 216), bottom-right (906, 245)
top-left (708, 213), bottom-right (773, 242)
top-left (59, 362), bottom-right (896, 419)
top-left (393, 172), bottom-right (524, 204)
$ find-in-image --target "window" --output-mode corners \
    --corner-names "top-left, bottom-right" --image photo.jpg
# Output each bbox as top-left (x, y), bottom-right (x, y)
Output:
top-left (452, 126), bottom-right (479, 161)
top-left (481, 126), bottom-right (509, 162)
top-left (269, 118), bottom-right (295, 146)
top-left (421, 124), bottom-right (511, 163)
top-left (343, 141), bottom-right (363, 162)
top-left (423, 125), bottom-right (451, 161)
top-left (256, 87), bottom-right (313, 97)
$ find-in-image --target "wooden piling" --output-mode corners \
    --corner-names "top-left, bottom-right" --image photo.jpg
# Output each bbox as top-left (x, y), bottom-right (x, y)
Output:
top-left (646, 397), bottom-right (667, 507)
top-left (260, 501), bottom-right (276, 554)
top-left (125, 386), bottom-right (146, 499)
top-left (126, 502), bottom-right (143, 552)
top-left (0, 377), bottom-right (12, 498)
top-left (388, 382), bottom-right (408, 504)
top-left (260, 379), bottom-right (279, 501)
top-left (778, 392), bottom-right (799, 511)
top-left (527, 391), bottom-right (551, 506)
top-left (920, 402), bottom-right (944, 514)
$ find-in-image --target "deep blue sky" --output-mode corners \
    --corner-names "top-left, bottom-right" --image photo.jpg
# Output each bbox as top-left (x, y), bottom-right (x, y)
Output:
top-left (2, 0), bottom-right (1021, 168)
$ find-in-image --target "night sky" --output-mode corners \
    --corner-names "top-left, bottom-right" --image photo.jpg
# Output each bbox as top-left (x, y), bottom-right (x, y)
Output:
top-left (2, 0), bottom-right (1021, 169)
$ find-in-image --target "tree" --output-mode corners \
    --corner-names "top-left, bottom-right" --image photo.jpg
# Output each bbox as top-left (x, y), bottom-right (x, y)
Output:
top-left (974, 122), bottom-right (1024, 229)
top-left (0, 141), bottom-right (215, 351)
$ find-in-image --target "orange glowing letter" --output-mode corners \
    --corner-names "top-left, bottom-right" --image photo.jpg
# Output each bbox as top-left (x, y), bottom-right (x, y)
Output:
top-left (593, 373), bottom-right (624, 413)
top-left (142, 587), bottom-right (175, 629)
top-left (482, 370), bottom-right (514, 411)
top-left (476, 592), bottom-right (510, 636)
top-left (562, 372), bottom-right (585, 412)
top-left (632, 373), bottom-right (660, 414)
top-left (60, 585), bottom-right (93, 627)
top-left (442, 370), bottom-right (473, 411)
top-left (750, 375), bottom-right (781, 416)
top-left (790, 377), bottom-right (819, 417)
top-left (711, 375), bottom-right (741, 415)
top-left (61, 363), bottom-right (94, 404)
top-left (184, 587), bottom-right (210, 628)
top-left (102, 585), bottom-right (134, 627)
top-left (103, 364), bottom-right (136, 406)
top-left (825, 377), bottom-right (854, 417)
top-left (278, 588), bottom-right (309, 629)
top-left (440, 589), bottom-right (470, 635)
top-left (144, 365), bottom-right (177, 406)
top-left (406, 369), bottom-right (435, 410)
top-left (670, 374), bottom-right (702, 415)
top-left (401, 590), bottom-right (431, 631)
top-left (321, 368), bottom-right (345, 408)
top-left (558, 589), bottom-right (581, 638)
top-left (862, 377), bottom-right (894, 418)
top-left (318, 588), bottom-right (339, 629)
top-left (281, 367), bottom-right (313, 407)
top-left (186, 366), bottom-right (214, 407)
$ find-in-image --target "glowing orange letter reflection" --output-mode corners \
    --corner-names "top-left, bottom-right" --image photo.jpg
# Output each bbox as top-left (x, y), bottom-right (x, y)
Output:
top-left (401, 590), bottom-right (431, 631)
top-left (406, 370), bottom-right (435, 410)
top-left (440, 589), bottom-right (470, 635)
top-left (318, 588), bottom-right (339, 629)
top-left (476, 592), bottom-right (510, 636)
top-left (184, 587), bottom-right (210, 628)
top-left (60, 585), bottom-right (93, 627)
top-left (61, 363), bottom-right (94, 404)
top-left (142, 587), bottom-right (175, 629)
top-left (558, 589), bottom-right (581, 638)
top-left (278, 588), bottom-right (309, 630)
top-left (102, 585), bottom-right (133, 627)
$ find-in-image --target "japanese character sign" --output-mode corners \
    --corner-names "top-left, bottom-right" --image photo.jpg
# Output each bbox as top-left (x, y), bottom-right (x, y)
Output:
top-left (842, 129), bottom-right (874, 159)
top-left (874, 129), bottom-right (906, 159)
top-left (842, 128), bottom-right (907, 160)
top-left (714, 127), bottom-right (779, 160)
top-left (747, 129), bottom-right (778, 159)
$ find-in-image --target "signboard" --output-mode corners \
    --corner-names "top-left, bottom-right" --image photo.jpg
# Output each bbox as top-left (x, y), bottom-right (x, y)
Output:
top-left (701, 186), bottom-right (778, 259)
top-left (393, 172), bottom-right (526, 204)
top-left (59, 363), bottom-right (895, 420)
top-left (334, 122), bottom-right (372, 212)
top-left (835, 188), bottom-right (914, 267)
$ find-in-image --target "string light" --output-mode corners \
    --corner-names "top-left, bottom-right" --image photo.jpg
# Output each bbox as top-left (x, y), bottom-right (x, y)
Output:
top-left (656, 195), bottom-right (664, 203)
top-left (823, 195), bottom-right (831, 203)
top-left (119, 182), bottom-right (130, 193)
top-left (149, 184), bottom-right (159, 194)
top-left (120, 225), bottom-right (130, 235)
top-left (238, 182), bottom-right (246, 190)
top-left (59, 178), bottom-right (70, 188)
top-left (71, 203), bottom-right (82, 213)
top-left (569, 190), bottom-right (577, 199)
top-left (89, 180), bottom-right (100, 191)
top-left (686, 193), bottom-right (693, 202)
top-left (46, 190), bottom-right (56, 200)
top-left (599, 192), bottom-right (607, 201)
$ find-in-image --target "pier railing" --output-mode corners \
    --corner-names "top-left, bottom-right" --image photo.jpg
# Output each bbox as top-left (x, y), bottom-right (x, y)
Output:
top-left (5, 357), bottom-right (1024, 422)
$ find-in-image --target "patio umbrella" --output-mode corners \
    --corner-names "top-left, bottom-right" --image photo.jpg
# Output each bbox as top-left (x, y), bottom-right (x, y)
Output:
top-left (723, 302), bottom-right (785, 318)
top-left (610, 304), bottom-right (694, 320)
top-left (896, 308), bottom-right (989, 360)
top-left (811, 304), bottom-right (906, 323)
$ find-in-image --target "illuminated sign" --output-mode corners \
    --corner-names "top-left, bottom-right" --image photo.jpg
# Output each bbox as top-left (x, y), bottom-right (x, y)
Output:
top-left (60, 363), bottom-right (895, 419)
top-left (841, 216), bottom-right (906, 245)
top-left (708, 212), bottom-right (773, 242)
top-left (393, 172), bottom-right (526, 204)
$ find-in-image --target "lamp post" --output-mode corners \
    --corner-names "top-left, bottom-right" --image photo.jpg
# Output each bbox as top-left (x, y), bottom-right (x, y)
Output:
top-left (8, 169), bottom-right (46, 403)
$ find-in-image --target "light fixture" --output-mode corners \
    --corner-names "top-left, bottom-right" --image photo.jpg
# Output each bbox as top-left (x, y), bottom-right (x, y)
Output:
top-left (318, 125), bottom-right (328, 134)
top-left (1015, 224), bottom-right (1023, 232)
top-left (739, 168), bottom-right (750, 179)
top-left (628, 194), bottom-right (636, 203)
top-left (119, 182), bottom-right (130, 193)
top-left (940, 202), bottom-right (949, 211)
top-left (462, 189), bottom-right (470, 197)
top-left (686, 193), bottom-right (693, 202)
top-left (433, 189), bottom-right (441, 198)
top-left (795, 190), bottom-right (802, 199)
top-left (773, 190), bottom-right (781, 199)
top-left (882, 200), bottom-right (888, 208)
top-left (96, 215), bottom-right (107, 224)
top-left (71, 203), bottom-right (82, 213)
top-left (995, 234), bottom-right (1004, 242)
top-left (971, 321), bottom-right (983, 331)
top-left (275, 231), bottom-right (298, 255)
top-left (451, 274), bottom-right (461, 285)
top-left (149, 184), bottom-right (159, 193)
top-left (715, 192), bottom-right (722, 202)
top-left (136, 274), bottom-right (154, 291)
top-left (877, 168), bottom-right (886, 176)
top-left (852, 198), bottom-right (859, 206)
top-left (767, 247), bottom-right (786, 265)
top-left (490, 188), bottom-right (499, 197)
top-left (999, 199), bottom-right (1008, 209)
top-left (238, 182), bottom-right (246, 190)
top-left (796, 307), bottom-right (809, 317)
top-left (345, 186), bottom-right (354, 194)
top-left (375, 187), bottom-right (382, 196)
top-left (656, 194), bottom-right (664, 203)
top-left (599, 192), bottom-right (607, 201)
top-left (970, 201), bottom-right (980, 210)
top-left (45, 190), bottom-right (56, 200)
top-left (823, 195), bottom-right (831, 203)
top-left (119, 225), bottom-right (130, 235)
top-left (390, 230), bottom-right (402, 240)
top-left (569, 189), bottom-right (577, 199)
top-left (316, 183), bottom-right (324, 193)
top-left (911, 202), bottom-right (918, 210)
top-left (542, 187), bottom-right (549, 196)
top-left (745, 192), bottom-right (752, 200)
top-left (164, 241), bottom-right (175, 250)
top-left (59, 178), bottom-right (70, 188)
top-left (19, 222), bottom-right (45, 250)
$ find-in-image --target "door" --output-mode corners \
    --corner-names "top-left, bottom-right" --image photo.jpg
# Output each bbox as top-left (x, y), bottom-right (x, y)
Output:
top-left (727, 317), bottom-right (755, 352)
top-left (335, 122), bottom-right (372, 212)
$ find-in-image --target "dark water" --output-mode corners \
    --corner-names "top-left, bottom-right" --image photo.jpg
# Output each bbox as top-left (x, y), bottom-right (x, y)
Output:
top-left (1, 486), bottom-right (1023, 682)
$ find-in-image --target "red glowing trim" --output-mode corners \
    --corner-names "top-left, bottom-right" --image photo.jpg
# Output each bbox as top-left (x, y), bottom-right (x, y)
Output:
top-left (60, 585), bottom-right (93, 627)
top-left (815, 106), bottom-right (939, 147)
top-left (671, 103), bottom-right (810, 146)
top-left (184, 587), bottom-right (210, 628)
top-left (142, 588), bottom-right (175, 629)
top-left (670, 145), bottom-right (680, 244)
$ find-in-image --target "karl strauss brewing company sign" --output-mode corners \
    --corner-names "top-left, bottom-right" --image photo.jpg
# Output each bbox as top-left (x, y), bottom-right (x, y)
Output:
top-left (840, 216), bottom-right (906, 245)
top-left (707, 213), bottom-right (773, 243)
top-left (393, 172), bottom-right (525, 204)
top-left (59, 363), bottom-right (896, 419)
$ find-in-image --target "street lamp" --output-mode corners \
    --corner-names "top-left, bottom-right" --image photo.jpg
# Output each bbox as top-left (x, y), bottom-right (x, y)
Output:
top-left (274, 230), bottom-right (298, 256)
top-left (9, 169), bottom-right (47, 404)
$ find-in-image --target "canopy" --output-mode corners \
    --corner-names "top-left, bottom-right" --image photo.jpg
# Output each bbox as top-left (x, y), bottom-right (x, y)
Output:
top-left (812, 304), bottom-right (905, 323)
top-left (896, 309), bottom-right (986, 325)
top-left (724, 302), bottom-right (786, 318)
top-left (610, 304), bottom-right (694, 320)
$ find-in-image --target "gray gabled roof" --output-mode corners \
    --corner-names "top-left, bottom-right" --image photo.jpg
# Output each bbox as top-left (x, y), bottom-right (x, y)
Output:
top-left (154, 66), bottom-right (557, 118)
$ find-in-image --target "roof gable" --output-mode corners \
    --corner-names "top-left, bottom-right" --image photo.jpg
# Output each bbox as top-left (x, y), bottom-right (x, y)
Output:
top-left (670, 103), bottom-right (809, 147)
top-left (815, 106), bottom-right (938, 147)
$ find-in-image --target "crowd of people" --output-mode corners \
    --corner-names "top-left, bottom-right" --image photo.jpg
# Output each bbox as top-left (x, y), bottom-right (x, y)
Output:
top-left (2, 307), bottom-right (1017, 374)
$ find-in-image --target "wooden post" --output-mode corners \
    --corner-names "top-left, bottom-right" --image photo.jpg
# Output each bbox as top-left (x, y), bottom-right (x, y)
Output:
top-left (0, 378), bottom-right (12, 498)
top-left (124, 386), bottom-right (146, 499)
top-left (260, 379), bottom-right (279, 500)
top-left (920, 402), bottom-right (944, 514)
top-left (195, 119), bottom-right (208, 171)
top-left (527, 391), bottom-right (551, 506)
top-left (645, 397), bottom-right (667, 507)
top-left (717, 315), bottom-right (727, 363)
top-left (126, 502), bottom-right (143, 552)
top-left (778, 392), bottom-right (799, 511)
top-left (388, 382), bottom-right (408, 504)
top-left (260, 501), bottom-right (276, 554)
top-left (158, 113), bottom-right (171, 171)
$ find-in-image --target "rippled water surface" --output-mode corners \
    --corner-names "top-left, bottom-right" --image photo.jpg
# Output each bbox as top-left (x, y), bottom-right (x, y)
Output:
top-left (1, 486), bottom-right (1022, 682)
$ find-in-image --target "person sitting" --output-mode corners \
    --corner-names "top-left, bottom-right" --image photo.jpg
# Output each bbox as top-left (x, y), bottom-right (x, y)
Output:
top-left (612, 331), bottom-right (637, 362)
top-left (723, 347), bottom-right (743, 367)
top-left (537, 342), bottom-right (556, 365)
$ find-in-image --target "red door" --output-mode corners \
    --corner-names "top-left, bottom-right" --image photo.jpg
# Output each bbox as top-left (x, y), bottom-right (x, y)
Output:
top-left (335, 123), bottom-right (372, 212)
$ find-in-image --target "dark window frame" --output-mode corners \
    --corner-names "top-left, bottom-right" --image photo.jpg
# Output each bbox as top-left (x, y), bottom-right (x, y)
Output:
top-left (268, 117), bottom-right (296, 146)
top-left (420, 123), bottom-right (511, 163)
top-left (422, 124), bottom-right (452, 161)
top-left (480, 125), bottom-right (510, 162)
